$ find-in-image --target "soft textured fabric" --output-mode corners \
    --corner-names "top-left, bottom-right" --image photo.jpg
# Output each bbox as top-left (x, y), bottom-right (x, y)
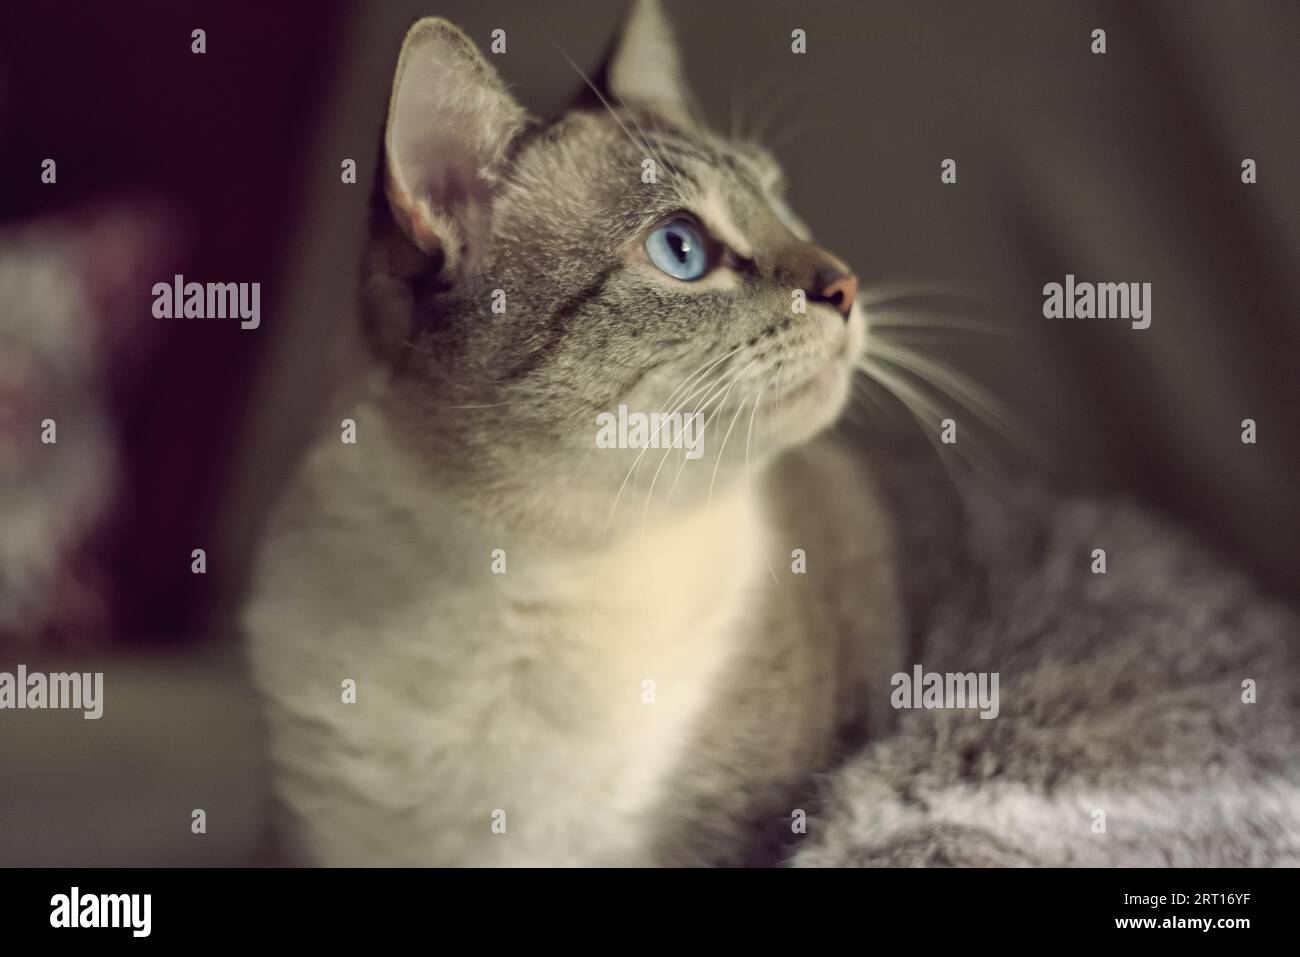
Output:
top-left (791, 447), bottom-right (1300, 866)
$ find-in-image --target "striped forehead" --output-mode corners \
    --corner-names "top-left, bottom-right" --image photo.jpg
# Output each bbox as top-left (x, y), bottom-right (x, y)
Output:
top-left (508, 109), bottom-right (784, 256)
top-left (640, 132), bottom-right (776, 258)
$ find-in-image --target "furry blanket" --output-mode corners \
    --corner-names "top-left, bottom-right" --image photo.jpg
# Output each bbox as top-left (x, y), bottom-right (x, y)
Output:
top-left (792, 451), bottom-right (1300, 866)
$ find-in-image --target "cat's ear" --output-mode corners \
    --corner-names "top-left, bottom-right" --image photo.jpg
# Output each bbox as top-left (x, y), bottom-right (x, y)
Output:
top-left (384, 18), bottom-right (530, 275)
top-left (604, 0), bottom-right (698, 126)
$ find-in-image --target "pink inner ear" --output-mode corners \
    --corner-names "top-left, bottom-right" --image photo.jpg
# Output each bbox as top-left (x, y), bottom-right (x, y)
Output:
top-left (384, 168), bottom-right (443, 256)
top-left (385, 31), bottom-right (526, 258)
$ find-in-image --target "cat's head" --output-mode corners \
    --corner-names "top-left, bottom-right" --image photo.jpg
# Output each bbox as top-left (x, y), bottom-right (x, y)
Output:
top-left (364, 0), bottom-right (865, 542)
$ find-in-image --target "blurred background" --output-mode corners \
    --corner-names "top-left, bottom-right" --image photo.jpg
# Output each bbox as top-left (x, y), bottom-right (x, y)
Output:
top-left (0, 0), bottom-right (1296, 864)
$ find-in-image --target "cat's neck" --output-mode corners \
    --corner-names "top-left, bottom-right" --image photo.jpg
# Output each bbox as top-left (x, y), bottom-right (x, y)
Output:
top-left (248, 394), bottom-right (770, 865)
top-left (292, 393), bottom-right (768, 644)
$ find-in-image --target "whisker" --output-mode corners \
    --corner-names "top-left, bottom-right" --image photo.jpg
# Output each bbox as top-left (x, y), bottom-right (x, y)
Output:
top-left (651, 341), bottom-right (748, 423)
top-left (548, 37), bottom-right (681, 181)
top-left (858, 279), bottom-right (991, 308)
top-left (606, 361), bottom-right (742, 533)
top-left (607, 339), bottom-right (753, 534)
top-left (744, 387), bottom-right (781, 585)
top-left (733, 73), bottom-right (784, 142)
top-left (707, 376), bottom-right (754, 508)
top-left (748, 79), bottom-right (813, 145)
top-left (764, 119), bottom-right (834, 154)
top-left (662, 358), bottom-right (761, 513)
top-left (639, 357), bottom-right (755, 527)
top-left (611, 89), bottom-right (685, 181)
top-left (867, 311), bottom-right (1015, 339)
top-left (858, 357), bottom-right (994, 492)
top-left (867, 340), bottom-right (1038, 461)
top-left (850, 372), bottom-right (899, 426)
top-left (860, 359), bottom-right (971, 486)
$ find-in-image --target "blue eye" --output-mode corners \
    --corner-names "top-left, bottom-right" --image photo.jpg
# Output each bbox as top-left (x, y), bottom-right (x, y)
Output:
top-left (645, 219), bottom-right (709, 281)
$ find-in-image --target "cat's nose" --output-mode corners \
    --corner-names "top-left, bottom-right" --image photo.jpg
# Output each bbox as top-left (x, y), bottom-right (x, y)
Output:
top-left (777, 241), bottom-right (859, 320)
top-left (813, 267), bottom-right (858, 320)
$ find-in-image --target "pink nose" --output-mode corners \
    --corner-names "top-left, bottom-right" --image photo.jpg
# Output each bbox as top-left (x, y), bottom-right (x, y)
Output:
top-left (819, 271), bottom-right (859, 319)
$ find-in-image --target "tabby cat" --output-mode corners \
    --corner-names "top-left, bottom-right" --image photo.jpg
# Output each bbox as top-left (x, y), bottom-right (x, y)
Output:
top-left (244, 0), bottom-right (1299, 866)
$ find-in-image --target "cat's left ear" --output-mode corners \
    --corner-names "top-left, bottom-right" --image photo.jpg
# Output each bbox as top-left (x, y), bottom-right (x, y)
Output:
top-left (384, 18), bottom-right (531, 277)
top-left (603, 0), bottom-right (699, 127)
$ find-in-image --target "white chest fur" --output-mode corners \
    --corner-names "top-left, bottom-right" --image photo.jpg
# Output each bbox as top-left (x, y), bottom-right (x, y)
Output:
top-left (244, 409), bottom-right (765, 865)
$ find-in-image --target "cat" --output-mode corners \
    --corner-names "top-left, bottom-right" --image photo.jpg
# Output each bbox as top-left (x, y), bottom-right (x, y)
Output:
top-left (244, 0), bottom-right (1300, 866)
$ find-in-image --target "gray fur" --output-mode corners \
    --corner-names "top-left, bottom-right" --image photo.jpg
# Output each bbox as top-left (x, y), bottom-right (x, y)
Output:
top-left (359, 15), bottom-right (846, 545)
top-left (791, 450), bottom-right (1300, 866)
top-left (245, 2), bottom-right (1300, 866)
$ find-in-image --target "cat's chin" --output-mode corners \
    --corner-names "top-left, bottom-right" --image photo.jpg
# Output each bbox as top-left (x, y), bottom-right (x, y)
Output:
top-left (766, 352), bottom-right (856, 445)
top-left (759, 307), bottom-right (863, 442)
